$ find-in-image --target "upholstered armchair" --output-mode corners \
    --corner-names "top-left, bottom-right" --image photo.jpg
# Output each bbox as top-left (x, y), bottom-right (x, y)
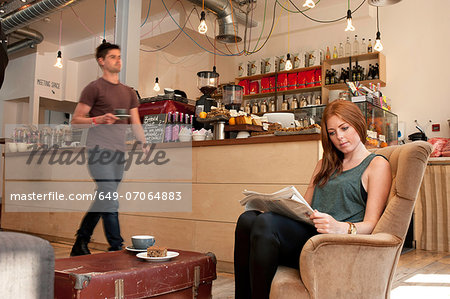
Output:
top-left (270, 141), bottom-right (432, 299)
top-left (0, 231), bottom-right (54, 298)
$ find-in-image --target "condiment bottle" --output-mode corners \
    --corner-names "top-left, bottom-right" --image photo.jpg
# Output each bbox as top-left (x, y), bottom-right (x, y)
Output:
top-left (244, 102), bottom-right (251, 114)
top-left (260, 100), bottom-right (268, 113)
top-left (269, 99), bottom-right (276, 112)
top-left (314, 95), bottom-right (321, 105)
top-left (291, 97), bottom-right (299, 109)
top-left (251, 102), bottom-right (259, 114)
top-left (281, 98), bottom-right (289, 110)
top-left (300, 96), bottom-right (308, 107)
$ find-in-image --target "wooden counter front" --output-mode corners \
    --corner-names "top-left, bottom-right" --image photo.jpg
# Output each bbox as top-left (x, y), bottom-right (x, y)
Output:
top-left (1, 135), bottom-right (322, 272)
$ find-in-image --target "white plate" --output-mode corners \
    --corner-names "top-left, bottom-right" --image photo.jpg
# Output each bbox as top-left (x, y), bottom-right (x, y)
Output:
top-left (125, 246), bottom-right (147, 252)
top-left (115, 114), bottom-right (131, 118)
top-left (136, 251), bottom-right (179, 262)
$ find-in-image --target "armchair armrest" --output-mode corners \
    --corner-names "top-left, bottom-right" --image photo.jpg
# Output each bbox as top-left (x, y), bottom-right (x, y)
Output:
top-left (299, 233), bottom-right (403, 299)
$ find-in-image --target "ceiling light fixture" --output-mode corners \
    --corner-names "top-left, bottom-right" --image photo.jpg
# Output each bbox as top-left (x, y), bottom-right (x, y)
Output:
top-left (54, 51), bottom-right (63, 68)
top-left (345, 1), bottom-right (355, 31)
top-left (54, 11), bottom-right (63, 69)
top-left (374, 7), bottom-right (383, 51)
top-left (303, 0), bottom-right (315, 9)
top-left (198, 11), bottom-right (207, 34)
top-left (285, 54), bottom-right (293, 71)
top-left (153, 77), bottom-right (160, 92)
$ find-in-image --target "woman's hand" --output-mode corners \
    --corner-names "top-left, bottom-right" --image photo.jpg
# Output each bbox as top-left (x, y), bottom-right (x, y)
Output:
top-left (310, 210), bottom-right (347, 234)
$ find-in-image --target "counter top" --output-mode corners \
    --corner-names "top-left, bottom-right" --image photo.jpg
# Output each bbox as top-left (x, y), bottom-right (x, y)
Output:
top-left (3, 134), bottom-right (322, 155)
top-left (191, 133), bottom-right (321, 147)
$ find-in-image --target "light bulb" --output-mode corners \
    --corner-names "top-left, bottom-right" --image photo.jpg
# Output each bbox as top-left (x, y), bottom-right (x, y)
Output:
top-left (54, 51), bottom-right (63, 68)
top-left (153, 77), bottom-right (160, 92)
top-left (374, 31), bottom-right (383, 51)
top-left (345, 10), bottom-right (355, 31)
top-left (303, 0), bottom-right (315, 8)
top-left (285, 54), bottom-right (293, 71)
top-left (198, 11), bottom-right (207, 35)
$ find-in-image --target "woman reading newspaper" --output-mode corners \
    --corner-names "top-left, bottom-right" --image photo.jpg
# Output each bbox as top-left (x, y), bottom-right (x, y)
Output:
top-left (234, 100), bottom-right (392, 299)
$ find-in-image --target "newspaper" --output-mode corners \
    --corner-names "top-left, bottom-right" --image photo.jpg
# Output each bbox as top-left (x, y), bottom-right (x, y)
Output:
top-left (240, 186), bottom-right (314, 225)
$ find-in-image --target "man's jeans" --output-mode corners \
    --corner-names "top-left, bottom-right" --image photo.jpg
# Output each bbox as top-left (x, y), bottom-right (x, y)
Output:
top-left (76, 148), bottom-right (125, 250)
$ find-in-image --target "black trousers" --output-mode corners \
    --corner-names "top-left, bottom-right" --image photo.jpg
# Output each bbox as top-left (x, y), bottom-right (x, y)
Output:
top-left (234, 210), bottom-right (318, 299)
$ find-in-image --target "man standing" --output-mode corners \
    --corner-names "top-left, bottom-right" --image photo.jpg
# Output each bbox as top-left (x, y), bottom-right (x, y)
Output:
top-left (70, 42), bottom-right (147, 256)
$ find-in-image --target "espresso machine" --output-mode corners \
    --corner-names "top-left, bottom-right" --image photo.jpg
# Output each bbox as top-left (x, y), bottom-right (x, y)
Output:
top-left (194, 67), bottom-right (219, 131)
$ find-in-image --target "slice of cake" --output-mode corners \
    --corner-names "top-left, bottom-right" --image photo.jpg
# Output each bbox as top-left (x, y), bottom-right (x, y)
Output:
top-left (147, 246), bottom-right (168, 257)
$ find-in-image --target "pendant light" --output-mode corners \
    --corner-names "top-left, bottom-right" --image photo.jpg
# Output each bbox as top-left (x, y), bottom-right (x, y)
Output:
top-left (54, 51), bottom-right (63, 68)
top-left (198, 0), bottom-right (207, 35)
top-left (374, 7), bottom-right (383, 51)
top-left (54, 11), bottom-right (63, 68)
top-left (345, 1), bottom-right (355, 31)
top-left (284, 6), bottom-right (292, 71)
top-left (153, 77), bottom-right (160, 92)
top-left (285, 54), bottom-right (293, 71)
top-left (303, 0), bottom-right (315, 8)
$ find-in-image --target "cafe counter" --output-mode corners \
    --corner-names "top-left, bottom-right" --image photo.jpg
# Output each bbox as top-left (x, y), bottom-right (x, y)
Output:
top-left (1, 134), bottom-right (322, 272)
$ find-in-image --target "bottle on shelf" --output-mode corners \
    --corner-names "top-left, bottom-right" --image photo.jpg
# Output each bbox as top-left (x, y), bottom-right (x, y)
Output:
top-left (260, 100), bottom-right (268, 113)
top-left (368, 39), bottom-right (373, 53)
top-left (172, 112), bottom-right (180, 142)
top-left (367, 64), bottom-right (373, 80)
top-left (338, 42), bottom-right (344, 58)
top-left (300, 96), bottom-right (308, 107)
top-left (333, 46), bottom-right (338, 59)
top-left (345, 37), bottom-right (351, 56)
top-left (269, 99), bottom-right (276, 112)
top-left (281, 98), bottom-right (289, 110)
top-left (325, 70), bottom-right (331, 85)
top-left (339, 68), bottom-right (346, 83)
top-left (244, 102), bottom-right (251, 114)
top-left (291, 96), bottom-right (299, 109)
top-left (326, 46), bottom-right (331, 60)
top-left (353, 35), bottom-right (359, 55)
top-left (164, 112), bottom-right (173, 143)
top-left (251, 101), bottom-right (259, 114)
top-left (314, 95), bottom-right (321, 105)
top-left (361, 38), bottom-right (367, 54)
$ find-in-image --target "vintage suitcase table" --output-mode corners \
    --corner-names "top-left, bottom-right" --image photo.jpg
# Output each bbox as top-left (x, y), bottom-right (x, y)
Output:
top-left (54, 249), bottom-right (216, 299)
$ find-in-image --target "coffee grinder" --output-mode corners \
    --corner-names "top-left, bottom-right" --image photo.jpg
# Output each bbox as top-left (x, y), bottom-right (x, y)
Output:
top-left (194, 67), bottom-right (219, 130)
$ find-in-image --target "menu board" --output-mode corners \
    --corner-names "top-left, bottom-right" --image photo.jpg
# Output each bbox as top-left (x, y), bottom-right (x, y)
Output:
top-left (142, 114), bottom-right (167, 144)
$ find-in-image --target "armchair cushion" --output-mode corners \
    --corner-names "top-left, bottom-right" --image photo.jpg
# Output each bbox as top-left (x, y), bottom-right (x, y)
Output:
top-left (0, 232), bottom-right (54, 298)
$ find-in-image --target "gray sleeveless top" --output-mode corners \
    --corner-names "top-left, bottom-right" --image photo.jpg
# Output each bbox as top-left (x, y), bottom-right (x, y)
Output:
top-left (311, 153), bottom-right (384, 223)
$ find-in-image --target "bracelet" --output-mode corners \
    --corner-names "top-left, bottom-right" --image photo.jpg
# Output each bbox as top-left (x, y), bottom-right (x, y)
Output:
top-left (346, 222), bottom-right (357, 234)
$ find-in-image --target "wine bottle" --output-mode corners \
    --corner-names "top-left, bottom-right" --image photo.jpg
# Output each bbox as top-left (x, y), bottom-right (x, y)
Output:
top-left (353, 35), bottom-right (359, 56)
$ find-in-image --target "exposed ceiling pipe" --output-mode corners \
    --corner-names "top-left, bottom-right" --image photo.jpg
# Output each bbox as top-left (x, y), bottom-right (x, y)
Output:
top-left (1, 0), bottom-right (82, 54)
top-left (7, 27), bottom-right (43, 54)
top-left (1, 0), bottom-right (82, 35)
top-left (187, 0), bottom-right (258, 43)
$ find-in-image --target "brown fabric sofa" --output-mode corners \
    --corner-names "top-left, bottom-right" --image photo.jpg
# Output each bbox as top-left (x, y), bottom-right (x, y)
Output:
top-left (270, 141), bottom-right (432, 299)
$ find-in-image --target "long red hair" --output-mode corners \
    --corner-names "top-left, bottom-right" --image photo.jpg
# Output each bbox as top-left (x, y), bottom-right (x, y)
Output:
top-left (313, 100), bottom-right (367, 187)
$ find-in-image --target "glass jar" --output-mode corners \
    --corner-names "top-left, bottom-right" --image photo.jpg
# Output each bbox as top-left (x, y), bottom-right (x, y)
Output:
top-left (281, 99), bottom-right (289, 110)
top-left (251, 101), bottom-right (259, 114)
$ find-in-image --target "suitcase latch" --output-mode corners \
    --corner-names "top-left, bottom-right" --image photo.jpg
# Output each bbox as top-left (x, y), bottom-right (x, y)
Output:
top-left (115, 279), bottom-right (124, 299)
top-left (192, 266), bottom-right (200, 299)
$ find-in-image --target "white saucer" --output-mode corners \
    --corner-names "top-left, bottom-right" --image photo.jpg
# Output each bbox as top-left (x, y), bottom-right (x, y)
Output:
top-left (125, 246), bottom-right (147, 252)
top-left (115, 114), bottom-right (131, 119)
top-left (136, 251), bottom-right (179, 262)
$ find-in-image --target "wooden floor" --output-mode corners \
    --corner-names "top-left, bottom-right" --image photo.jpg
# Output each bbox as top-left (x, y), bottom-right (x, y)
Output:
top-left (52, 241), bottom-right (449, 299)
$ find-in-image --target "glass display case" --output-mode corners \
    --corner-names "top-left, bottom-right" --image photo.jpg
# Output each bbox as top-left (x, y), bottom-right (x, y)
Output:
top-left (293, 101), bottom-right (398, 148)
